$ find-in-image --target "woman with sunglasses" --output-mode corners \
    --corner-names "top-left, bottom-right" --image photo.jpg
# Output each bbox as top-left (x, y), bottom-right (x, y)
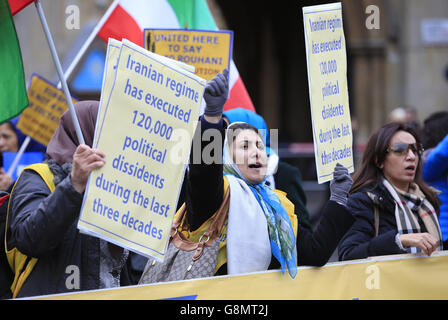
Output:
top-left (338, 122), bottom-right (443, 261)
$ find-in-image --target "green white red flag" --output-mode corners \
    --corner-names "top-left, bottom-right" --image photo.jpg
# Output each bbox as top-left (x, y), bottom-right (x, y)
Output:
top-left (8, 0), bottom-right (34, 15)
top-left (0, 0), bottom-right (29, 123)
top-left (98, 0), bottom-right (255, 112)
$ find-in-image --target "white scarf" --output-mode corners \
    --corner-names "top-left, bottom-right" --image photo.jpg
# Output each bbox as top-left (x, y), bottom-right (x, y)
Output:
top-left (226, 175), bottom-right (272, 275)
top-left (223, 123), bottom-right (296, 276)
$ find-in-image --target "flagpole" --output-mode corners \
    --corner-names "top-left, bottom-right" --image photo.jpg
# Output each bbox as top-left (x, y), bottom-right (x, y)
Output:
top-left (58, 0), bottom-right (120, 89)
top-left (34, 0), bottom-right (85, 145)
top-left (6, 136), bottom-right (31, 177)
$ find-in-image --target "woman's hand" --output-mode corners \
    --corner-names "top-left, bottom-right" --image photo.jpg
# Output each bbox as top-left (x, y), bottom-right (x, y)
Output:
top-left (0, 168), bottom-right (13, 191)
top-left (399, 232), bottom-right (439, 256)
top-left (203, 69), bottom-right (229, 124)
top-left (71, 144), bottom-right (105, 193)
top-left (329, 163), bottom-right (353, 206)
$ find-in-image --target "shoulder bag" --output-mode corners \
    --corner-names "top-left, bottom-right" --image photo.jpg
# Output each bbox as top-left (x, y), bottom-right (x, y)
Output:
top-left (139, 187), bottom-right (230, 284)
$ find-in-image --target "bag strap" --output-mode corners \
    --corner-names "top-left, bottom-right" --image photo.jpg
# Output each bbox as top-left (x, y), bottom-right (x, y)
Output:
top-left (24, 163), bottom-right (56, 192)
top-left (200, 187), bottom-right (230, 242)
top-left (172, 177), bottom-right (230, 238)
top-left (170, 186), bottom-right (230, 261)
top-left (189, 187), bottom-right (230, 262)
top-left (366, 192), bottom-right (380, 237)
top-left (171, 187), bottom-right (230, 243)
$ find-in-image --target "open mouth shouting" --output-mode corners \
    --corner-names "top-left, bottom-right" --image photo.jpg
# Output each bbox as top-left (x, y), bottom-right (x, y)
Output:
top-left (404, 164), bottom-right (416, 176)
top-left (248, 162), bottom-right (263, 169)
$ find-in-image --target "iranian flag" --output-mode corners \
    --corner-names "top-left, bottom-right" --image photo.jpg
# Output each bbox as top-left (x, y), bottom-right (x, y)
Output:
top-left (0, 0), bottom-right (29, 123)
top-left (98, 0), bottom-right (254, 112)
top-left (8, 0), bottom-right (35, 16)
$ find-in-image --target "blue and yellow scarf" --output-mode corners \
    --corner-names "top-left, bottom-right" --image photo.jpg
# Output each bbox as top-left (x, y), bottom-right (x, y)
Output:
top-left (223, 122), bottom-right (297, 278)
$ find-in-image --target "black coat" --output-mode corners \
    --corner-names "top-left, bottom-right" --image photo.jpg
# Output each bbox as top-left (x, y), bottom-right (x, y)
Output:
top-left (338, 180), bottom-right (429, 261)
top-left (186, 116), bottom-right (354, 270)
top-left (0, 192), bottom-right (13, 299)
top-left (6, 168), bottom-right (102, 298)
top-left (274, 161), bottom-right (312, 231)
top-left (6, 164), bottom-right (132, 297)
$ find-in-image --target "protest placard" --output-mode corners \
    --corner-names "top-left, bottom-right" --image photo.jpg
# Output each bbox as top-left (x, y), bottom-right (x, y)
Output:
top-left (78, 39), bottom-right (206, 261)
top-left (2, 151), bottom-right (45, 181)
top-left (36, 252), bottom-right (448, 300)
top-left (16, 74), bottom-right (78, 146)
top-left (93, 38), bottom-right (121, 145)
top-left (144, 29), bottom-right (233, 81)
top-left (303, 3), bottom-right (353, 183)
top-left (94, 38), bottom-right (196, 145)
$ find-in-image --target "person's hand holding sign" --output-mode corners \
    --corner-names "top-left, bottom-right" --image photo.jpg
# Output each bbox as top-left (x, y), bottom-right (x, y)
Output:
top-left (203, 68), bottom-right (229, 124)
top-left (0, 168), bottom-right (13, 191)
top-left (329, 163), bottom-right (353, 207)
top-left (71, 144), bottom-right (106, 193)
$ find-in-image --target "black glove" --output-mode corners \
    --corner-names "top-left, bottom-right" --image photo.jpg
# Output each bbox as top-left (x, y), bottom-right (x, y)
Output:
top-left (330, 163), bottom-right (353, 207)
top-left (204, 69), bottom-right (229, 117)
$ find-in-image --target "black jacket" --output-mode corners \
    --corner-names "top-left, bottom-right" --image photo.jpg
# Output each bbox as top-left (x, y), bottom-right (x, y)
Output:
top-left (6, 163), bottom-right (131, 298)
top-left (186, 116), bottom-right (354, 270)
top-left (0, 192), bottom-right (13, 299)
top-left (6, 167), bottom-right (102, 297)
top-left (338, 180), bottom-right (429, 261)
top-left (274, 161), bottom-right (312, 231)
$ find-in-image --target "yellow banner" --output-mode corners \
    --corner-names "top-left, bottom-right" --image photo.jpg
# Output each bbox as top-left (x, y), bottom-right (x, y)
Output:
top-left (303, 3), bottom-right (354, 183)
top-left (144, 29), bottom-right (233, 81)
top-left (95, 39), bottom-right (196, 144)
top-left (78, 39), bottom-right (206, 261)
top-left (93, 38), bottom-right (121, 144)
top-left (32, 252), bottom-right (448, 300)
top-left (17, 74), bottom-right (78, 146)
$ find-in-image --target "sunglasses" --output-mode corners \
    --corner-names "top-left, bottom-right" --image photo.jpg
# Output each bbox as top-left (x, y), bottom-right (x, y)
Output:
top-left (387, 142), bottom-right (424, 156)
